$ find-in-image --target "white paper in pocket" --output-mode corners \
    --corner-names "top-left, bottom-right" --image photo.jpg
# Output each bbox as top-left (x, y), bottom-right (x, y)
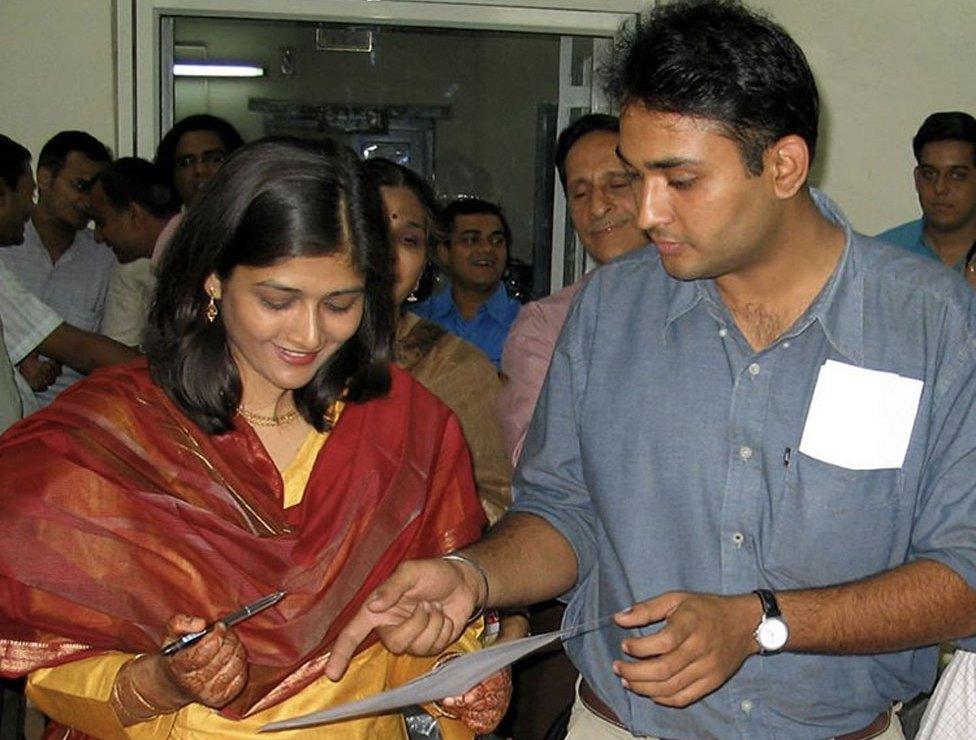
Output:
top-left (798, 360), bottom-right (923, 470)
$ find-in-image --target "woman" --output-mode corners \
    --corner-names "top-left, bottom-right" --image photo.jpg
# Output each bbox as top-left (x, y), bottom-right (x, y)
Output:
top-left (0, 139), bottom-right (505, 738)
top-left (363, 158), bottom-right (512, 525)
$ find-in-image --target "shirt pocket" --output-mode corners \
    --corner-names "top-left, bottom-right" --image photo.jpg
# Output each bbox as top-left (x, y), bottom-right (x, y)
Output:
top-left (765, 451), bottom-right (904, 588)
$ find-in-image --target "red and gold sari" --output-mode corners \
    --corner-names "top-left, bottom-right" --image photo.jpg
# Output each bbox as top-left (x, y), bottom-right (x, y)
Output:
top-left (0, 361), bottom-right (486, 737)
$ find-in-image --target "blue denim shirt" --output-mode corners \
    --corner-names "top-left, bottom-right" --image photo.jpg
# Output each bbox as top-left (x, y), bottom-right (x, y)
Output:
top-left (409, 282), bottom-right (521, 368)
top-left (511, 190), bottom-right (976, 738)
top-left (877, 218), bottom-right (966, 272)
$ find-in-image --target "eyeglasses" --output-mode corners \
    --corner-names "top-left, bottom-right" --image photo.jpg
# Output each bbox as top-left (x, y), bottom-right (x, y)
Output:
top-left (175, 150), bottom-right (227, 170)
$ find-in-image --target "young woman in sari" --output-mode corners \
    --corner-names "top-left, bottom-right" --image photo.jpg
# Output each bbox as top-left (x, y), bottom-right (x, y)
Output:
top-left (0, 139), bottom-right (508, 738)
top-left (363, 158), bottom-right (512, 525)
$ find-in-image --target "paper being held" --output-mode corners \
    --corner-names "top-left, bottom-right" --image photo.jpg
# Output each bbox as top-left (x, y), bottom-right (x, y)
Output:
top-left (260, 619), bottom-right (608, 731)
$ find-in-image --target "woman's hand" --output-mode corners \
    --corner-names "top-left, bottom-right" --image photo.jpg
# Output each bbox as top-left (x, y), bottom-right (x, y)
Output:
top-left (443, 667), bottom-right (513, 734)
top-left (159, 614), bottom-right (248, 708)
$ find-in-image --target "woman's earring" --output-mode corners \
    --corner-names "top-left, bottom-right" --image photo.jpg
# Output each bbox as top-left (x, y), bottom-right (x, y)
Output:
top-left (205, 294), bottom-right (218, 323)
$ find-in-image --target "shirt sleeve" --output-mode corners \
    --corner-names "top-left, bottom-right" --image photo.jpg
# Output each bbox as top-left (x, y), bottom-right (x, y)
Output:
top-left (27, 652), bottom-right (177, 739)
top-left (507, 286), bottom-right (598, 599)
top-left (0, 261), bottom-right (61, 365)
top-left (498, 302), bottom-right (559, 467)
top-left (910, 338), bottom-right (976, 593)
top-left (100, 262), bottom-right (150, 348)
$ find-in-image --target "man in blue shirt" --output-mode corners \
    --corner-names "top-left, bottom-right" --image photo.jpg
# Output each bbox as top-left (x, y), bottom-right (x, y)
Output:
top-left (327, 3), bottom-right (976, 738)
top-left (410, 198), bottom-right (520, 367)
top-left (877, 112), bottom-right (976, 272)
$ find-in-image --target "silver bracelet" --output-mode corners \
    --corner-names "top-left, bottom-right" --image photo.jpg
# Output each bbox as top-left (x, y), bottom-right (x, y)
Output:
top-left (442, 552), bottom-right (489, 623)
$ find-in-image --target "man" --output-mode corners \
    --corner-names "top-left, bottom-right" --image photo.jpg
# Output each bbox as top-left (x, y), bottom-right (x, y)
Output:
top-left (0, 134), bottom-right (138, 427)
top-left (0, 130), bottom-right (116, 405)
top-left (154, 114), bottom-right (244, 207)
top-left (499, 114), bottom-right (648, 463)
top-left (326, 3), bottom-right (976, 739)
top-left (877, 112), bottom-right (976, 271)
top-left (90, 158), bottom-right (180, 347)
top-left (410, 198), bottom-right (521, 367)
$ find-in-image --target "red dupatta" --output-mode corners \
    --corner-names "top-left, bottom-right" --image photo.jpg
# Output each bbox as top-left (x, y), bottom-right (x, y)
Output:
top-left (0, 360), bottom-right (486, 717)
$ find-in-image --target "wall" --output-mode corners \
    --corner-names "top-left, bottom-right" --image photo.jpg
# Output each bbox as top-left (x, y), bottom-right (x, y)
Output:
top-left (0, 0), bottom-right (117, 159)
top-left (750, 0), bottom-right (976, 234)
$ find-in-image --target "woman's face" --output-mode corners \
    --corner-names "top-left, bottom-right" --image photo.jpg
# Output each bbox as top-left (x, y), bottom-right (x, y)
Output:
top-left (380, 185), bottom-right (429, 306)
top-left (209, 253), bottom-right (365, 405)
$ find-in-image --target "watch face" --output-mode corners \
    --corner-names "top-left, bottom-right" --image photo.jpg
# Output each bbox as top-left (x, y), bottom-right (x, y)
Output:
top-left (758, 617), bottom-right (789, 651)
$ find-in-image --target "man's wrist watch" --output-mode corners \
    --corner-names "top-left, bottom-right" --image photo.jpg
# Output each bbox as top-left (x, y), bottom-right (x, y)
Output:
top-left (752, 589), bottom-right (789, 655)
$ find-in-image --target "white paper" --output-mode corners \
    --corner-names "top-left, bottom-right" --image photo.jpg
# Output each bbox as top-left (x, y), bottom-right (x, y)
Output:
top-left (798, 360), bottom-right (923, 470)
top-left (260, 628), bottom-right (576, 731)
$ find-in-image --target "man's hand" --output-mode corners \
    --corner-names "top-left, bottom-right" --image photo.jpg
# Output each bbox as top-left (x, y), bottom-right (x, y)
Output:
top-left (612, 592), bottom-right (761, 708)
top-left (324, 557), bottom-right (484, 681)
top-left (17, 352), bottom-right (60, 391)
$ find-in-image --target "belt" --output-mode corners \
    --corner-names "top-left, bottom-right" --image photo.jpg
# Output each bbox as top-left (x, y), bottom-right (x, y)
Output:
top-left (579, 680), bottom-right (891, 740)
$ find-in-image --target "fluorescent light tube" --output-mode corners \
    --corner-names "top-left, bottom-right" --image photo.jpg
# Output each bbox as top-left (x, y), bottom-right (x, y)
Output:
top-left (173, 63), bottom-right (264, 78)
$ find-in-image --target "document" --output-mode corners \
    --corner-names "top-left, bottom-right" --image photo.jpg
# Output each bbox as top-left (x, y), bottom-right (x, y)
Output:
top-left (798, 360), bottom-right (923, 470)
top-left (261, 619), bottom-right (608, 731)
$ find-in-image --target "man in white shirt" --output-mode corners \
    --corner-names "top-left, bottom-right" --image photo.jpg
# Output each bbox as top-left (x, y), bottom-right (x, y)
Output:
top-left (0, 130), bottom-right (116, 405)
top-left (89, 158), bottom-right (180, 348)
top-left (0, 134), bottom-right (138, 427)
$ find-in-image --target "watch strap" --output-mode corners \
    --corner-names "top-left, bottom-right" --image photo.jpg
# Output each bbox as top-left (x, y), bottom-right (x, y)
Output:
top-left (752, 588), bottom-right (782, 619)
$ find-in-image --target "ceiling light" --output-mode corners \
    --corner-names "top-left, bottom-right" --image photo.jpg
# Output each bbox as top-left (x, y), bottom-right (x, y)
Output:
top-left (173, 62), bottom-right (265, 78)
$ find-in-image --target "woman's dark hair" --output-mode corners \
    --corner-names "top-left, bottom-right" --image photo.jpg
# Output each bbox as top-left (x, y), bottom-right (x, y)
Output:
top-left (144, 137), bottom-right (393, 434)
top-left (361, 158), bottom-right (441, 304)
top-left (154, 114), bottom-right (245, 200)
top-left (605, 0), bottom-right (819, 177)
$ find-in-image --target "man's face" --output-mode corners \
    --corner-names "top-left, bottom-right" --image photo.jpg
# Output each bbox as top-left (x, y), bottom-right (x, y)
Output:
top-left (37, 152), bottom-right (106, 231)
top-left (565, 129), bottom-right (647, 264)
top-left (173, 130), bottom-right (228, 206)
top-left (0, 170), bottom-right (35, 246)
top-left (914, 140), bottom-right (976, 235)
top-left (439, 213), bottom-right (508, 292)
top-left (617, 105), bottom-right (780, 282)
top-left (88, 182), bottom-right (148, 264)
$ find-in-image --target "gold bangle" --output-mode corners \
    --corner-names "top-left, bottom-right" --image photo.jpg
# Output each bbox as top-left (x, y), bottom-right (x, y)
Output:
top-left (442, 552), bottom-right (489, 623)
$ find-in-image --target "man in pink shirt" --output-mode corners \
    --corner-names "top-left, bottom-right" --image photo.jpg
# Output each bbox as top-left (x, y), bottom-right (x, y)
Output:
top-left (499, 114), bottom-right (648, 463)
top-left (498, 114), bottom-right (647, 739)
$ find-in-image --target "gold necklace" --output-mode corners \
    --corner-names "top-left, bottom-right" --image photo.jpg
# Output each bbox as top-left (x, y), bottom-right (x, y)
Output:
top-left (238, 407), bottom-right (300, 427)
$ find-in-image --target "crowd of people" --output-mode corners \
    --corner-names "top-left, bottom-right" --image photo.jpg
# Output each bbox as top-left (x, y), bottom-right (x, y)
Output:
top-left (0, 0), bottom-right (975, 738)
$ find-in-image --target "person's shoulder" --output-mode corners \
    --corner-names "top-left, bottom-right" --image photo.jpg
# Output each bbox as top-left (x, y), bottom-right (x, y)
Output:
top-left (874, 218), bottom-right (923, 249)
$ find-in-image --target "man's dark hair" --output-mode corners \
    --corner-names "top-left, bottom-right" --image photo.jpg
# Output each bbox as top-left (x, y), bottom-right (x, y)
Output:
top-left (912, 112), bottom-right (976, 164)
top-left (145, 137), bottom-right (393, 434)
top-left (605, 0), bottom-right (819, 176)
top-left (555, 114), bottom-right (620, 192)
top-left (94, 158), bottom-right (180, 220)
top-left (442, 198), bottom-right (512, 248)
top-left (154, 114), bottom-right (245, 195)
top-left (37, 130), bottom-right (112, 176)
top-left (0, 134), bottom-right (31, 191)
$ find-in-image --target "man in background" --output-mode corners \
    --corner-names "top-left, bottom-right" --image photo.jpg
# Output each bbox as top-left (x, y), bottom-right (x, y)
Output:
top-left (878, 111), bottom-right (976, 272)
top-left (0, 130), bottom-right (116, 405)
top-left (90, 158), bottom-right (180, 347)
top-left (410, 198), bottom-right (521, 368)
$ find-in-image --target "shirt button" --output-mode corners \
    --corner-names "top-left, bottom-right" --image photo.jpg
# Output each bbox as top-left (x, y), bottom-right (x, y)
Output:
top-left (782, 341), bottom-right (791, 349)
top-left (748, 362), bottom-right (761, 376)
top-left (718, 327), bottom-right (728, 338)
top-left (739, 445), bottom-right (753, 461)
top-left (740, 699), bottom-right (754, 713)
top-left (732, 532), bottom-right (745, 547)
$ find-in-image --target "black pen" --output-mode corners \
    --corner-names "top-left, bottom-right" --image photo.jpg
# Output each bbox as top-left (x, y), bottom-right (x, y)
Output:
top-left (159, 590), bottom-right (285, 657)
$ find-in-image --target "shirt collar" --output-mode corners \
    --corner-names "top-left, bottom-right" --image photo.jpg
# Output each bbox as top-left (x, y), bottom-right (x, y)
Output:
top-left (429, 281), bottom-right (511, 323)
top-left (662, 188), bottom-right (864, 364)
